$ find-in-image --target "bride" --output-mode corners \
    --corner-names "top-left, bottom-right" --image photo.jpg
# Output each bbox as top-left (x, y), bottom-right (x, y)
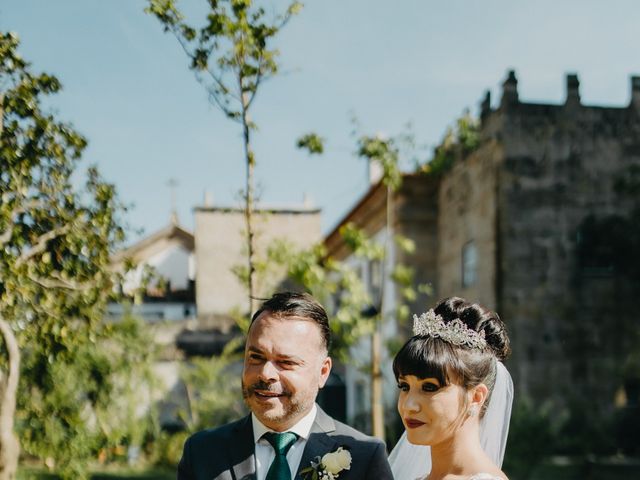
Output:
top-left (389, 297), bottom-right (513, 480)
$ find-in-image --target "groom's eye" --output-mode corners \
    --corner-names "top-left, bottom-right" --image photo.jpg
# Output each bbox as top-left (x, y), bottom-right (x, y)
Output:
top-left (248, 353), bottom-right (264, 363)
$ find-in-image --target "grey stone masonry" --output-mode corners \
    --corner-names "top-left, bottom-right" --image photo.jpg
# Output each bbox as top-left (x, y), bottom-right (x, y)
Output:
top-left (475, 71), bottom-right (640, 411)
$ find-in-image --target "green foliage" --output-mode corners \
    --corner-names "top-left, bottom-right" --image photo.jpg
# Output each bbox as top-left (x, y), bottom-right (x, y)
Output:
top-left (146, 0), bottom-right (303, 308)
top-left (146, 0), bottom-right (301, 121)
top-left (179, 340), bottom-right (246, 434)
top-left (554, 399), bottom-right (617, 456)
top-left (266, 240), bottom-right (374, 360)
top-left (357, 134), bottom-right (402, 190)
top-left (422, 110), bottom-right (480, 175)
top-left (148, 431), bottom-right (190, 469)
top-left (1, 32), bottom-right (156, 480)
top-left (339, 223), bottom-right (385, 261)
top-left (504, 396), bottom-right (630, 479)
top-left (296, 133), bottom-right (325, 155)
top-left (265, 229), bottom-right (425, 360)
top-left (503, 398), bottom-right (560, 480)
top-left (18, 318), bottom-right (158, 477)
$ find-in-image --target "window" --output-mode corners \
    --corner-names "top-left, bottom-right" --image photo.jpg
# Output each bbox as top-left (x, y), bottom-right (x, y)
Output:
top-left (462, 241), bottom-right (477, 288)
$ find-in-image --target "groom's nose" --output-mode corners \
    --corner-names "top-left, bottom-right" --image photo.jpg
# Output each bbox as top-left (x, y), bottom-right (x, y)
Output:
top-left (258, 360), bottom-right (279, 382)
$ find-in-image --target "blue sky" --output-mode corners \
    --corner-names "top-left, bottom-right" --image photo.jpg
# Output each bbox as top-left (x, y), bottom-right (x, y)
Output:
top-left (2, 1), bottom-right (639, 243)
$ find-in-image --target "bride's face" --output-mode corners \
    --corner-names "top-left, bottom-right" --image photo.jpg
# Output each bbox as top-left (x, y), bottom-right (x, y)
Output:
top-left (397, 374), bottom-right (468, 446)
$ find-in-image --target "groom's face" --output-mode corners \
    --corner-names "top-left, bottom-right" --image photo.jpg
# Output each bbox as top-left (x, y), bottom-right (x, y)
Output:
top-left (242, 312), bottom-right (332, 431)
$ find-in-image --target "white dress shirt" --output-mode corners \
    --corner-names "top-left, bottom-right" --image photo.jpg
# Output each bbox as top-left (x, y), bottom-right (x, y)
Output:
top-left (251, 404), bottom-right (318, 480)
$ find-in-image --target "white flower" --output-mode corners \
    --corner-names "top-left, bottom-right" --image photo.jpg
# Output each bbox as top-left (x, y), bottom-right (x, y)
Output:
top-left (321, 447), bottom-right (352, 475)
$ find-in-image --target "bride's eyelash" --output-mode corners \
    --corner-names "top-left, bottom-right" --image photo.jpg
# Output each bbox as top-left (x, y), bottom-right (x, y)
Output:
top-left (396, 382), bottom-right (409, 391)
top-left (421, 382), bottom-right (439, 392)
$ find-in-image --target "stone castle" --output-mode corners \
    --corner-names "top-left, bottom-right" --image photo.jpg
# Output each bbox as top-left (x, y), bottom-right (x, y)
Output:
top-left (326, 70), bottom-right (640, 422)
top-left (428, 71), bottom-right (640, 412)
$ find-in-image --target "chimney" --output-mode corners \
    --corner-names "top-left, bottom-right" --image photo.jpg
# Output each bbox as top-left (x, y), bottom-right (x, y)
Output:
top-left (302, 192), bottom-right (313, 209)
top-left (203, 190), bottom-right (214, 207)
top-left (565, 73), bottom-right (581, 106)
top-left (500, 70), bottom-right (519, 108)
top-left (368, 159), bottom-right (383, 185)
top-left (480, 90), bottom-right (491, 120)
top-left (630, 75), bottom-right (640, 110)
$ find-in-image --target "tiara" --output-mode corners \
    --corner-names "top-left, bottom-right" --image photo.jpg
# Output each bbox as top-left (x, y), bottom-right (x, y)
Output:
top-left (412, 309), bottom-right (487, 350)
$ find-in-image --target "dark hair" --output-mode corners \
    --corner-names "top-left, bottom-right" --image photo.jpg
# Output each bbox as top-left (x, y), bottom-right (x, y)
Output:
top-left (393, 297), bottom-right (510, 416)
top-left (250, 291), bottom-right (331, 352)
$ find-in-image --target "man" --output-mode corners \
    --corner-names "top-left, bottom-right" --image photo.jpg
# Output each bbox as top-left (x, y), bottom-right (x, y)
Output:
top-left (177, 291), bottom-right (393, 480)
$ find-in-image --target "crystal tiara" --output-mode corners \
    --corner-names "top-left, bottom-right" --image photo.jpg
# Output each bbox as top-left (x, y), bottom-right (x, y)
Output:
top-left (412, 309), bottom-right (488, 350)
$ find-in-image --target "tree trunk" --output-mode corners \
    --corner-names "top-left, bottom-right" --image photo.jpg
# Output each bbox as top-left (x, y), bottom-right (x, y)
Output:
top-left (241, 97), bottom-right (256, 315)
top-left (370, 185), bottom-right (394, 439)
top-left (371, 326), bottom-right (384, 439)
top-left (0, 316), bottom-right (20, 480)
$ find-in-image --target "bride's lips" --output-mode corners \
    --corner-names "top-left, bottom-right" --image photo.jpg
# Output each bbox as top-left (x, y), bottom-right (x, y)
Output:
top-left (404, 418), bottom-right (426, 429)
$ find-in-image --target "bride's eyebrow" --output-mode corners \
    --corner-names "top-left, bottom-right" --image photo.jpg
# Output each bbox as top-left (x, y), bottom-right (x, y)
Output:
top-left (420, 377), bottom-right (441, 385)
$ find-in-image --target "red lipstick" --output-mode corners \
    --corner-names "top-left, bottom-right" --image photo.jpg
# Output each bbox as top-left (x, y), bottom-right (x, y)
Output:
top-left (404, 418), bottom-right (425, 429)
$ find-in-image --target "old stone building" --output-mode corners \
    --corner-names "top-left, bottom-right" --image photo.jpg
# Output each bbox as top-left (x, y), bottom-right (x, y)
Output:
top-left (325, 71), bottom-right (640, 428)
top-left (464, 71), bottom-right (640, 412)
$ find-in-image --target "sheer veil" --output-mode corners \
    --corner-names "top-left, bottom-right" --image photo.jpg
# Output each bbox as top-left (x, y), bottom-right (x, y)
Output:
top-left (389, 362), bottom-right (514, 479)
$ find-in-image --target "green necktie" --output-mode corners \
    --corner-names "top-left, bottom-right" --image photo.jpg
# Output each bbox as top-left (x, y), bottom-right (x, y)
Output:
top-left (263, 431), bottom-right (298, 480)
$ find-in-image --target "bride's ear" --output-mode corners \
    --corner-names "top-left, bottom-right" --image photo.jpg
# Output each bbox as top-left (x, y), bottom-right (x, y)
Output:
top-left (468, 383), bottom-right (489, 416)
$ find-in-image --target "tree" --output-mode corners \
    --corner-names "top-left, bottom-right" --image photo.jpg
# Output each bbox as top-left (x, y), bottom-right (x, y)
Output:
top-left (294, 130), bottom-right (424, 439)
top-left (146, 0), bottom-right (302, 314)
top-left (1, 32), bottom-right (151, 479)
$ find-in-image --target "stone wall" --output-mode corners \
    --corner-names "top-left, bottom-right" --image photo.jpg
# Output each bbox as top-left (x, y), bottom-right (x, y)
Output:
top-left (491, 73), bottom-right (640, 410)
top-left (394, 174), bottom-right (440, 330)
top-left (437, 140), bottom-right (502, 310)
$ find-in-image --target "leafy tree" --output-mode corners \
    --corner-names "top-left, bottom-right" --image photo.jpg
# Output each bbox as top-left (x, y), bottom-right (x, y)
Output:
top-left (146, 0), bottom-right (302, 314)
top-left (0, 32), bottom-right (154, 480)
top-left (294, 130), bottom-right (426, 439)
top-left (179, 340), bottom-right (246, 434)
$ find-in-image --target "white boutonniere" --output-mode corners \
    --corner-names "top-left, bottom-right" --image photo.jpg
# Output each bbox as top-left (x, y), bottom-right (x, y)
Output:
top-left (300, 446), bottom-right (352, 480)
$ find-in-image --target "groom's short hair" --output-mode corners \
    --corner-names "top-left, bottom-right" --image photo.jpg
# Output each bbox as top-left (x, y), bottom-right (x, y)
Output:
top-left (251, 291), bottom-right (331, 352)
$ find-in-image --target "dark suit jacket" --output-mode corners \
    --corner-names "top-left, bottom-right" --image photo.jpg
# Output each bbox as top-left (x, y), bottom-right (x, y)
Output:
top-left (177, 407), bottom-right (393, 480)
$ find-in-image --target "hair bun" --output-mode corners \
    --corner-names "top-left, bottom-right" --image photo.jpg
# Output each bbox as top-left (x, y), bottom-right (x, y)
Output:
top-left (480, 315), bottom-right (511, 361)
top-left (433, 296), bottom-right (511, 361)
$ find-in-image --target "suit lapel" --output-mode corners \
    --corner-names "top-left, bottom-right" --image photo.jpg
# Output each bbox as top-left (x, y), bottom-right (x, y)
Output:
top-left (295, 407), bottom-right (338, 480)
top-left (230, 415), bottom-right (257, 480)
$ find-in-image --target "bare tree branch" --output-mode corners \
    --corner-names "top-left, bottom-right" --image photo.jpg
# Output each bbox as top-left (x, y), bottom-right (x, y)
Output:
top-left (27, 271), bottom-right (100, 292)
top-left (0, 199), bottom-right (46, 248)
top-left (15, 223), bottom-right (72, 268)
top-left (0, 315), bottom-right (20, 480)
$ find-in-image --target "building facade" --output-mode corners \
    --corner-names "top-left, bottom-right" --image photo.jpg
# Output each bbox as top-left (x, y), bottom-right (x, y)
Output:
top-left (324, 71), bottom-right (640, 429)
top-left (194, 203), bottom-right (322, 330)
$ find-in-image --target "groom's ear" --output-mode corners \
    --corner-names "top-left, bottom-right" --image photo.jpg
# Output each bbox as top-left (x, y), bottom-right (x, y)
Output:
top-left (318, 356), bottom-right (332, 389)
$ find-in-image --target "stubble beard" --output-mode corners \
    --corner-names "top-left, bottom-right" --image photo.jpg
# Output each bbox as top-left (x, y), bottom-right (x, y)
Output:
top-left (242, 380), bottom-right (315, 426)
